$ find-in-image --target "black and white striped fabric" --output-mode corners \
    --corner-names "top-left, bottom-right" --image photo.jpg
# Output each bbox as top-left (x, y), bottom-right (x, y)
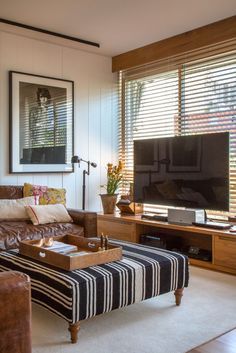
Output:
top-left (0, 240), bottom-right (188, 324)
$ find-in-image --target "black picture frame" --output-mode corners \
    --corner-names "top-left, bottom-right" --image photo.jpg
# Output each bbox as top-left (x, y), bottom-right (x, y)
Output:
top-left (9, 71), bottom-right (74, 173)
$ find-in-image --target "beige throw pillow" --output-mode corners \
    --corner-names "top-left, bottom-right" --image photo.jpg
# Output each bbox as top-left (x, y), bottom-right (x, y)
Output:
top-left (25, 204), bottom-right (72, 225)
top-left (0, 196), bottom-right (38, 220)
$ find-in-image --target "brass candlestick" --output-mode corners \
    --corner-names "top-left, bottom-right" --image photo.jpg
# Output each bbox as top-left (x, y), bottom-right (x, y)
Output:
top-left (104, 235), bottom-right (109, 250)
top-left (99, 233), bottom-right (105, 251)
top-left (98, 234), bottom-right (109, 251)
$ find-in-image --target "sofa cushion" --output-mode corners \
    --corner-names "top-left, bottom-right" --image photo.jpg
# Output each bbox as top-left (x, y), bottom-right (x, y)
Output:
top-left (0, 196), bottom-right (38, 221)
top-left (23, 183), bottom-right (66, 205)
top-left (0, 221), bottom-right (84, 250)
top-left (0, 186), bottom-right (23, 199)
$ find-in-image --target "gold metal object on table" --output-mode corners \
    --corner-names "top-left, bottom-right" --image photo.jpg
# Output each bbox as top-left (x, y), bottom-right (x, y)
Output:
top-left (44, 237), bottom-right (54, 247)
top-left (34, 239), bottom-right (44, 247)
top-left (99, 233), bottom-right (109, 251)
top-left (33, 237), bottom-right (54, 247)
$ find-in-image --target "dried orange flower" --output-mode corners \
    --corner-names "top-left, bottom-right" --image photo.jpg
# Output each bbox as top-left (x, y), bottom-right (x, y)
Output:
top-left (103, 161), bottom-right (123, 195)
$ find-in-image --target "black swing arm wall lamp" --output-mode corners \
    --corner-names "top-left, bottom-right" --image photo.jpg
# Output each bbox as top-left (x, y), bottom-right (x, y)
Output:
top-left (71, 155), bottom-right (97, 210)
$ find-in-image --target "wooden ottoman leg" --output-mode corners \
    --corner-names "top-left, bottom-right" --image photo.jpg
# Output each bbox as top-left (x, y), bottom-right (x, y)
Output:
top-left (174, 288), bottom-right (184, 306)
top-left (68, 322), bottom-right (80, 343)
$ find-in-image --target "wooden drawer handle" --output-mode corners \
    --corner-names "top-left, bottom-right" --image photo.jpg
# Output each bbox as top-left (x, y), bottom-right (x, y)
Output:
top-left (218, 236), bottom-right (236, 242)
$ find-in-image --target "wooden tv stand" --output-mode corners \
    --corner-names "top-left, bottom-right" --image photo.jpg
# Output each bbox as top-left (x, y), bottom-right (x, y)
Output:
top-left (97, 213), bottom-right (236, 275)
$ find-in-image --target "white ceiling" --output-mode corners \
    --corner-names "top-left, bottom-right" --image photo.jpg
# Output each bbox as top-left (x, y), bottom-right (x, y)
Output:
top-left (0, 0), bottom-right (235, 56)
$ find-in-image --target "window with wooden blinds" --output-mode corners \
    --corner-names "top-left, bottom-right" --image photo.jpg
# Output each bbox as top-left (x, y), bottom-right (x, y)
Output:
top-left (119, 49), bottom-right (236, 215)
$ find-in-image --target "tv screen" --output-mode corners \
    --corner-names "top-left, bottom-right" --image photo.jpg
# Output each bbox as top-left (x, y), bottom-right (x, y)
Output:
top-left (133, 132), bottom-right (229, 211)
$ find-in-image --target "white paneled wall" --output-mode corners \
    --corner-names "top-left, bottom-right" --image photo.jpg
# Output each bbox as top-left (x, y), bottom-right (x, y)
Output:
top-left (0, 31), bottom-right (118, 210)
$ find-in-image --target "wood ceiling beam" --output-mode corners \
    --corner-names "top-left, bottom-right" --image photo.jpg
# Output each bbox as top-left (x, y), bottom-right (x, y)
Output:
top-left (112, 16), bottom-right (236, 72)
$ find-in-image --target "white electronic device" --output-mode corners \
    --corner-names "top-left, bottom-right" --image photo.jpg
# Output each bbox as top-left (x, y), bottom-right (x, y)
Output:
top-left (168, 208), bottom-right (205, 226)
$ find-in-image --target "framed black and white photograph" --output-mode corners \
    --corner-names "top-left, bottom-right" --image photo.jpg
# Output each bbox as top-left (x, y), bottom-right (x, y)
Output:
top-left (167, 135), bottom-right (202, 172)
top-left (9, 71), bottom-right (74, 173)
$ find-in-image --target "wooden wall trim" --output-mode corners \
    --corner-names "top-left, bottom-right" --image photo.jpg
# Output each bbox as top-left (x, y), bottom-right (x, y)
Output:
top-left (0, 18), bottom-right (100, 48)
top-left (112, 16), bottom-right (236, 72)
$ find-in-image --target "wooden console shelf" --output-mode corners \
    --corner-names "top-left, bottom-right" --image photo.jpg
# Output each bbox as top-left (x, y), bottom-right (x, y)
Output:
top-left (97, 213), bottom-right (236, 275)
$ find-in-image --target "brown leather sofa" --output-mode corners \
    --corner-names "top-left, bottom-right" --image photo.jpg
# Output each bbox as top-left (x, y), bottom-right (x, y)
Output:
top-left (0, 185), bottom-right (97, 250)
top-left (0, 271), bottom-right (32, 353)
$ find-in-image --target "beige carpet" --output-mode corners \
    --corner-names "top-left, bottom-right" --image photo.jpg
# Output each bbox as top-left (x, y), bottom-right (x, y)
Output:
top-left (32, 266), bottom-right (236, 353)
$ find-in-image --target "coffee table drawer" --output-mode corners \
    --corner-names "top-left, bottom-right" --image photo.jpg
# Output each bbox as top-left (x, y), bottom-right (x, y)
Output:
top-left (97, 219), bottom-right (137, 242)
top-left (214, 235), bottom-right (236, 269)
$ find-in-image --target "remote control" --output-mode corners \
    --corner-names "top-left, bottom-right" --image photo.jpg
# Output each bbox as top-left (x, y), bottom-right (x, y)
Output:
top-left (193, 221), bottom-right (231, 230)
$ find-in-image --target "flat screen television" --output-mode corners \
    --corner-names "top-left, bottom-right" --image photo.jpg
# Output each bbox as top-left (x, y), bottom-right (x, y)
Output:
top-left (133, 132), bottom-right (229, 211)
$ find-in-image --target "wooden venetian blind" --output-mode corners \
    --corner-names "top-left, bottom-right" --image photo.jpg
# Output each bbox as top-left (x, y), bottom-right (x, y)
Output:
top-left (119, 45), bottom-right (236, 214)
top-left (180, 52), bottom-right (236, 213)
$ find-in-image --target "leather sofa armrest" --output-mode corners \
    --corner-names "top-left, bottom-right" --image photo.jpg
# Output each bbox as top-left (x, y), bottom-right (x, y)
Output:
top-left (67, 209), bottom-right (97, 238)
top-left (0, 271), bottom-right (32, 353)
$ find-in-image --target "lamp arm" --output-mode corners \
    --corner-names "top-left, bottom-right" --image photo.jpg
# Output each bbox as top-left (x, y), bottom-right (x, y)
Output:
top-left (71, 155), bottom-right (97, 210)
top-left (86, 162), bottom-right (90, 176)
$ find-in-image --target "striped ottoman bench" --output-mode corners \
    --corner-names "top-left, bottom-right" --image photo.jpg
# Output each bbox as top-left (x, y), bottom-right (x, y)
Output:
top-left (0, 239), bottom-right (189, 343)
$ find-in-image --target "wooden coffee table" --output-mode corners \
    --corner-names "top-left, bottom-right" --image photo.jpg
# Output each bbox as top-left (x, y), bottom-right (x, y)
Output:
top-left (0, 239), bottom-right (189, 343)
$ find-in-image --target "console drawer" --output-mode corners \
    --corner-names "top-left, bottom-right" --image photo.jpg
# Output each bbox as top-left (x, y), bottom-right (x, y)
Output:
top-left (214, 235), bottom-right (236, 269)
top-left (97, 219), bottom-right (137, 242)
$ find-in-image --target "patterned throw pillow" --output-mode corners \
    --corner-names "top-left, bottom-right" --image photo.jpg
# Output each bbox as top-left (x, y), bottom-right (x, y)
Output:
top-left (23, 183), bottom-right (66, 206)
